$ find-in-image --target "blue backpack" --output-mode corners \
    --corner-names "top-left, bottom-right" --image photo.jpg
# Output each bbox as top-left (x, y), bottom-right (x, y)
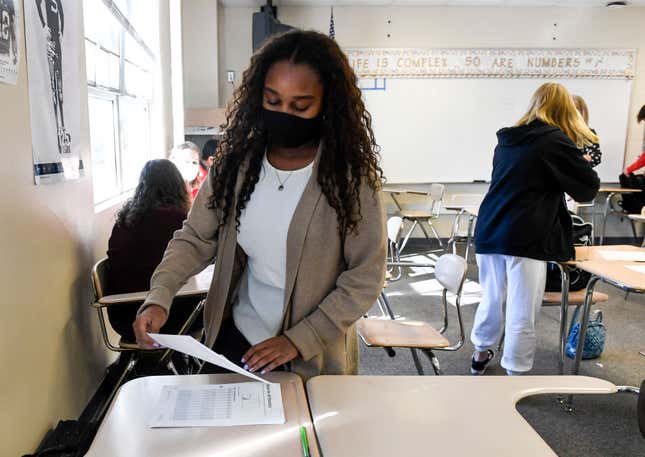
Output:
top-left (566, 307), bottom-right (606, 360)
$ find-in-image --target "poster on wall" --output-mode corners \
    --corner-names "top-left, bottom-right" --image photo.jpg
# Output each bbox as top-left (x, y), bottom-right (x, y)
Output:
top-left (25, 0), bottom-right (83, 184)
top-left (0, 0), bottom-right (21, 84)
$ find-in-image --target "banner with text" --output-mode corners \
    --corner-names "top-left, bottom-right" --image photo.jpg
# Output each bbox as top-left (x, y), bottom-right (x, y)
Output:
top-left (346, 48), bottom-right (636, 79)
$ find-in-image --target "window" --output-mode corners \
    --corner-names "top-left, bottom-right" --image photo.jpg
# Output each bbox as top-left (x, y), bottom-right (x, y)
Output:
top-left (84, 0), bottom-right (158, 204)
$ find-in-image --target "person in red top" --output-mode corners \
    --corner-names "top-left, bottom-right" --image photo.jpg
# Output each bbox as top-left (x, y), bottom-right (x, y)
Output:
top-left (170, 142), bottom-right (201, 200)
top-left (198, 139), bottom-right (218, 186)
top-left (624, 104), bottom-right (645, 174)
top-left (107, 159), bottom-right (202, 342)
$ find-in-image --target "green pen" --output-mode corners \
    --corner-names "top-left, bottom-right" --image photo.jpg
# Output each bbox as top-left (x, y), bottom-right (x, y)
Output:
top-left (300, 425), bottom-right (310, 457)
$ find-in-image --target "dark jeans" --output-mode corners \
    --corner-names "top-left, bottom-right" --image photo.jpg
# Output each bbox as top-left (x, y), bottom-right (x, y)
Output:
top-left (200, 318), bottom-right (286, 374)
top-left (200, 318), bottom-right (251, 374)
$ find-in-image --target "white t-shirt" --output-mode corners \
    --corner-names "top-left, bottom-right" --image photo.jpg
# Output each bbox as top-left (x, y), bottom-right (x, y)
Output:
top-left (233, 154), bottom-right (314, 345)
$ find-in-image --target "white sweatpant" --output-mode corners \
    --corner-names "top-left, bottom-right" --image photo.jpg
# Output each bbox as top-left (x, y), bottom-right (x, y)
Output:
top-left (471, 254), bottom-right (546, 373)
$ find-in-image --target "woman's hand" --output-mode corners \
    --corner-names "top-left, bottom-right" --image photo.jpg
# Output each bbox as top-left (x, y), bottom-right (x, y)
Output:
top-left (242, 335), bottom-right (299, 374)
top-left (133, 304), bottom-right (168, 349)
top-left (583, 154), bottom-right (592, 162)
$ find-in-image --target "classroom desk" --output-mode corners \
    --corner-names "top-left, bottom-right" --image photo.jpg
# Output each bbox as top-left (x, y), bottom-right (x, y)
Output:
top-left (98, 264), bottom-right (214, 305)
top-left (569, 245), bottom-right (645, 377)
top-left (444, 205), bottom-right (479, 260)
top-left (86, 372), bottom-right (320, 457)
top-left (595, 187), bottom-right (642, 245)
top-left (381, 186), bottom-right (427, 210)
top-left (306, 375), bottom-right (617, 457)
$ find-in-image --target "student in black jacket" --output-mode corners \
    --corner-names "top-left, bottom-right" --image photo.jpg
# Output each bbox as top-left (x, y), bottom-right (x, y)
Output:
top-left (470, 82), bottom-right (600, 376)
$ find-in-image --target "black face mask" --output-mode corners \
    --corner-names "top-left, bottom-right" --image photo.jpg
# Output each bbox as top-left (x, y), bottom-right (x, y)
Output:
top-left (262, 108), bottom-right (322, 148)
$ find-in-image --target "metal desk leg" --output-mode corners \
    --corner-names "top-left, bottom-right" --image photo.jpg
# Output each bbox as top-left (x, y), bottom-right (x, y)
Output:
top-left (573, 276), bottom-right (601, 376)
top-left (599, 193), bottom-right (615, 246)
top-left (464, 214), bottom-right (475, 262)
top-left (556, 264), bottom-right (570, 376)
top-left (390, 193), bottom-right (403, 211)
top-left (565, 275), bottom-right (600, 407)
top-left (447, 209), bottom-right (466, 255)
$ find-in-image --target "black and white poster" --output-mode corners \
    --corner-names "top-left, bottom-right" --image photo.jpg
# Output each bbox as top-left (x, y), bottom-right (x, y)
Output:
top-left (0, 0), bottom-right (20, 84)
top-left (25, 0), bottom-right (82, 184)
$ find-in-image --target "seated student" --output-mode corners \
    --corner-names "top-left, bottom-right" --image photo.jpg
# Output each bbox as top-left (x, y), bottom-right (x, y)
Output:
top-left (471, 82), bottom-right (599, 376)
top-left (169, 141), bottom-right (201, 200)
top-left (624, 104), bottom-right (645, 174)
top-left (198, 139), bottom-right (218, 185)
top-left (572, 95), bottom-right (602, 168)
top-left (106, 159), bottom-right (202, 342)
top-left (133, 30), bottom-right (386, 379)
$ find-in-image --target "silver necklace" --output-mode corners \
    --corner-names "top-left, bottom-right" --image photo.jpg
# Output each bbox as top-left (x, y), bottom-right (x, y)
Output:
top-left (273, 167), bottom-right (294, 191)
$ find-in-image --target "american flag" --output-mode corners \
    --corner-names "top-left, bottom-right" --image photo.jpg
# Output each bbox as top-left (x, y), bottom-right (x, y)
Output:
top-left (329, 6), bottom-right (335, 39)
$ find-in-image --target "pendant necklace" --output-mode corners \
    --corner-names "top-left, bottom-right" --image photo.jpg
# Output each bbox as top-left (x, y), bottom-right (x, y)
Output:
top-left (273, 167), bottom-right (294, 191)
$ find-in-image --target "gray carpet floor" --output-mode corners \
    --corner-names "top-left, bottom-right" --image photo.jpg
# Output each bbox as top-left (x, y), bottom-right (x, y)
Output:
top-left (358, 246), bottom-right (645, 457)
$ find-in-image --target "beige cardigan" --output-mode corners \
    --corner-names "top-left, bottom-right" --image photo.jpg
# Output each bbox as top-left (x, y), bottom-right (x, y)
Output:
top-left (143, 150), bottom-right (387, 380)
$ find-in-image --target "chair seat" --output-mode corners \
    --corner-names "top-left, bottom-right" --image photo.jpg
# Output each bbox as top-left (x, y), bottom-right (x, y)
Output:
top-left (399, 210), bottom-right (435, 219)
top-left (542, 290), bottom-right (609, 305)
top-left (357, 318), bottom-right (450, 349)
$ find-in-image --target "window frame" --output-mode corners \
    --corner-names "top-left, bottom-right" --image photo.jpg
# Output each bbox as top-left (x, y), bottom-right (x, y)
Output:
top-left (84, 0), bottom-right (156, 206)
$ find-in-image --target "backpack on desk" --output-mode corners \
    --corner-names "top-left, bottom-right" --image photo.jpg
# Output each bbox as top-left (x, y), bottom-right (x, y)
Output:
top-left (618, 173), bottom-right (645, 214)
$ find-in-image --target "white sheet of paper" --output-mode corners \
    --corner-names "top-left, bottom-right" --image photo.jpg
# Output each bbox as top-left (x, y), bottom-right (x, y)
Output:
top-left (148, 333), bottom-right (269, 384)
top-left (150, 382), bottom-right (285, 428)
top-left (625, 265), bottom-right (645, 274)
top-left (597, 250), bottom-right (645, 262)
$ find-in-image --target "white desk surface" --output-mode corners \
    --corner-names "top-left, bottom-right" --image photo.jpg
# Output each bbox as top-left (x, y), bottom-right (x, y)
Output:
top-left (574, 244), bottom-right (644, 262)
top-left (381, 186), bottom-right (427, 195)
top-left (598, 187), bottom-right (642, 193)
top-left (307, 375), bottom-right (616, 457)
top-left (444, 205), bottom-right (480, 216)
top-left (87, 372), bottom-right (320, 457)
top-left (99, 265), bottom-right (214, 305)
top-left (628, 214), bottom-right (645, 223)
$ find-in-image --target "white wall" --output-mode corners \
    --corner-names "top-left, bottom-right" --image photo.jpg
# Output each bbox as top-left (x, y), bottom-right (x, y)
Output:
top-left (0, 2), bottom-right (176, 455)
top-left (218, 5), bottom-right (645, 238)
top-left (182, 0), bottom-right (219, 109)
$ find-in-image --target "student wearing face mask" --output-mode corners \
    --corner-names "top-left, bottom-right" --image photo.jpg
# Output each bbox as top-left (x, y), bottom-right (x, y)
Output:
top-left (133, 31), bottom-right (387, 379)
top-left (169, 141), bottom-right (201, 200)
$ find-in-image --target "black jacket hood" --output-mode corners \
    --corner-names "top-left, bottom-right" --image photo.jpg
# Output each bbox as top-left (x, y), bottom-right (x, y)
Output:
top-left (497, 120), bottom-right (560, 147)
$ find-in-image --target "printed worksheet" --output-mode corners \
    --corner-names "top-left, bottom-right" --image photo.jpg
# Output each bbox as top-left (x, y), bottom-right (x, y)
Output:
top-left (148, 333), bottom-right (268, 383)
top-left (150, 382), bottom-right (285, 428)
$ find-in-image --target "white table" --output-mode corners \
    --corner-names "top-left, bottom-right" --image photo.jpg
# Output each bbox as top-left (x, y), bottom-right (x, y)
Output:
top-left (86, 372), bottom-right (320, 457)
top-left (307, 375), bottom-right (617, 457)
top-left (382, 186), bottom-right (427, 210)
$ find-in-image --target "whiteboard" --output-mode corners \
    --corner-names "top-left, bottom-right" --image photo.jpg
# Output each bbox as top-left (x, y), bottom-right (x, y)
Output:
top-left (363, 78), bottom-right (632, 183)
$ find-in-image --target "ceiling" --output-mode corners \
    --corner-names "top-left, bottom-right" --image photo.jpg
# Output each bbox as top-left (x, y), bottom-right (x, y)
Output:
top-left (220, 0), bottom-right (645, 7)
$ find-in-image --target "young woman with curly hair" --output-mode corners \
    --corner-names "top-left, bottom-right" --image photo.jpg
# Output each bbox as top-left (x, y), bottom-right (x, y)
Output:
top-left (133, 30), bottom-right (387, 379)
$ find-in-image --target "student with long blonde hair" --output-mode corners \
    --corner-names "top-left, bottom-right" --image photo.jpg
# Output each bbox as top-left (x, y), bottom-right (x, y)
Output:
top-left (470, 82), bottom-right (599, 376)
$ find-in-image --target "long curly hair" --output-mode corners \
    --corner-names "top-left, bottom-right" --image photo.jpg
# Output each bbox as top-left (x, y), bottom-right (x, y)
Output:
top-left (116, 159), bottom-right (190, 227)
top-left (209, 30), bottom-right (382, 234)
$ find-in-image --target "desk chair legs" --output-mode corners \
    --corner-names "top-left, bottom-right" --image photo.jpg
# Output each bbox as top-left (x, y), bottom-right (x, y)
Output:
top-left (409, 348), bottom-right (442, 376)
top-left (96, 353), bottom-right (138, 422)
